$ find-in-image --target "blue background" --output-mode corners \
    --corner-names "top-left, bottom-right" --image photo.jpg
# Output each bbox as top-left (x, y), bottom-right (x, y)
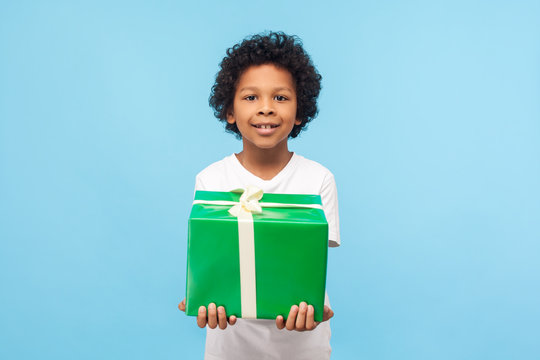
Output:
top-left (1, 1), bottom-right (539, 359)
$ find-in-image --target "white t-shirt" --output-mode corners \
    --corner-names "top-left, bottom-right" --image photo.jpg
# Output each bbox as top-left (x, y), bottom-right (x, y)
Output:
top-left (194, 153), bottom-right (340, 360)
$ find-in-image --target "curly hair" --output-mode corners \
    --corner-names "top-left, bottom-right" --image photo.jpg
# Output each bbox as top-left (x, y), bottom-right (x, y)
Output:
top-left (209, 32), bottom-right (322, 139)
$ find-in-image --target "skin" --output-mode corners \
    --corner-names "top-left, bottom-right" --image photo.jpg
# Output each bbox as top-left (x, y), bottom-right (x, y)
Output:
top-left (228, 63), bottom-right (300, 180)
top-left (178, 64), bottom-right (334, 330)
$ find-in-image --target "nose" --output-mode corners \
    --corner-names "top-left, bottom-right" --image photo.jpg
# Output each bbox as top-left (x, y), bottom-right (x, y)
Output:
top-left (257, 98), bottom-right (275, 116)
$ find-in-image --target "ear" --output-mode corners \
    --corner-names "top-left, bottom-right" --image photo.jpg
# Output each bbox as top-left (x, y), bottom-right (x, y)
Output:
top-left (294, 118), bottom-right (302, 126)
top-left (226, 109), bottom-right (235, 124)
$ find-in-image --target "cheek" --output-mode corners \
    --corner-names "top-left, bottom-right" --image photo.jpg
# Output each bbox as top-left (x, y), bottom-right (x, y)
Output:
top-left (288, 103), bottom-right (299, 121)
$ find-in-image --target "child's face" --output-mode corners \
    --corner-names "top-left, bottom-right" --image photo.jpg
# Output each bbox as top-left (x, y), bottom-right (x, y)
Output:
top-left (227, 64), bottom-right (300, 151)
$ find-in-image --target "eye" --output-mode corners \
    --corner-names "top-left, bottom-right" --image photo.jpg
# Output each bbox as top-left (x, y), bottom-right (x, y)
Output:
top-left (244, 95), bottom-right (257, 101)
top-left (274, 95), bottom-right (288, 101)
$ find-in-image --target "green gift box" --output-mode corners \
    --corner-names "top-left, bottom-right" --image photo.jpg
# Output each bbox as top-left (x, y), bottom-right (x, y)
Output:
top-left (185, 188), bottom-right (328, 321)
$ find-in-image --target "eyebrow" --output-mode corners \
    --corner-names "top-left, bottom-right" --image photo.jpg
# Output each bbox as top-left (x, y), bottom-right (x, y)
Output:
top-left (238, 86), bottom-right (294, 92)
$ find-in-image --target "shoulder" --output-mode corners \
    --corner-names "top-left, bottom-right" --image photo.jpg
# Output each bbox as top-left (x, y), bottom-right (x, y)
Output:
top-left (196, 155), bottom-right (232, 179)
top-left (195, 154), bottom-right (237, 191)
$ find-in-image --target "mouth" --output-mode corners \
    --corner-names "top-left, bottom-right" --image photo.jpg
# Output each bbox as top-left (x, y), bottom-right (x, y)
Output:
top-left (252, 124), bottom-right (279, 129)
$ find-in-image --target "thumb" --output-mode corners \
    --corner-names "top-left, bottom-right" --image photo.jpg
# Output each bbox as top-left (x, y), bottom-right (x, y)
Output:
top-left (322, 305), bottom-right (334, 322)
top-left (178, 299), bottom-right (186, 312)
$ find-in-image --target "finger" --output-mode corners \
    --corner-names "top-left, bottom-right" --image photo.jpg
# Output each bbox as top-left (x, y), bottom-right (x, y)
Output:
top-left (228, 315), bottom-right (237, 326)
top-left (207, 303), bottom-right (218, 329)
top-left (275, 315), bottom-right (285, 330)
top-left (295, 302), bottom-right (307, 330)
top-left (323, 305), bottom-right (334, 322)
top-left (217, 306), bottom-right (227, 330)
top-left (305, 305), bottom-right (316, 330)
top-left (178, 299), bottom-right (186, 312)
top-left (197, 306), bottom-right (207, 328)
top-left (285, 305), bottom-right (298, 331)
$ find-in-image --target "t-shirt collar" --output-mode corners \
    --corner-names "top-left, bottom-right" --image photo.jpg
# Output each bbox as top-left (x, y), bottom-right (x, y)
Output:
top-left (229, 152), bottom-right (298, 184)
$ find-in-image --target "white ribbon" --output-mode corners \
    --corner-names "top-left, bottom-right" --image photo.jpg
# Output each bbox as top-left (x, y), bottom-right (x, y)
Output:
top-left (228, 186), bottom-right (262, 318)
top-left (192, 186), bottom-right (323, 318)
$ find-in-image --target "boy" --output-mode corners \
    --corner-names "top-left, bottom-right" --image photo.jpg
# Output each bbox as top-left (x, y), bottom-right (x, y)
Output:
top-left (179, 32), bottom-right (340, 360)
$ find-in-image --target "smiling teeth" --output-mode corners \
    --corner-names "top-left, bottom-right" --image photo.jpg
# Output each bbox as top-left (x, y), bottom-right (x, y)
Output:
top-left (256, 125), bottom-right (275, 129)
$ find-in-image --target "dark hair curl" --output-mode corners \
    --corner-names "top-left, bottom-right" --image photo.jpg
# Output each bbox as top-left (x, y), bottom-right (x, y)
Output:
top-left (209, 31), bottom-right (322, 138)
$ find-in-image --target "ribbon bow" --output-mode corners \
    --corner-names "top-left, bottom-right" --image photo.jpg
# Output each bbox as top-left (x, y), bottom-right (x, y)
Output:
top-left (228, 186), bottom-right (264, 217)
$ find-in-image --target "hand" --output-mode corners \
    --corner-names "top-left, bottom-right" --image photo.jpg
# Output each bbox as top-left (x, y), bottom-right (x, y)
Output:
top-left (275, 302), bottom-right (334, 331)
top-left (178, 299), bottom-right (237, 329)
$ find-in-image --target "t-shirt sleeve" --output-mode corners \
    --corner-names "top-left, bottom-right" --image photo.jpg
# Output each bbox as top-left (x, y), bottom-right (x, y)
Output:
top-left (194, 174), bottom-right (204, 192)
top-left (320, 172), bottom-right (341, 247)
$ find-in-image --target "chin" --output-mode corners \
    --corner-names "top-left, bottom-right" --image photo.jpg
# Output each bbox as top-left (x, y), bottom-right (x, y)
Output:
top-left (244, 135), bottom-right (289, 151)
top-left (254, 143), bottom-right (279, 150)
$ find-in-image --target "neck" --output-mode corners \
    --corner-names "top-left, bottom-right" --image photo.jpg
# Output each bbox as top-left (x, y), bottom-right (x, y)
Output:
top-left (236, 139), bottom-right (293, 180)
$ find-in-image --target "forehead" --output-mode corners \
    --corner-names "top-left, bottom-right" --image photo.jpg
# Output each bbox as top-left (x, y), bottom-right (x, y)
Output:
top-left (236, 64), bottom-right (295, 90)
